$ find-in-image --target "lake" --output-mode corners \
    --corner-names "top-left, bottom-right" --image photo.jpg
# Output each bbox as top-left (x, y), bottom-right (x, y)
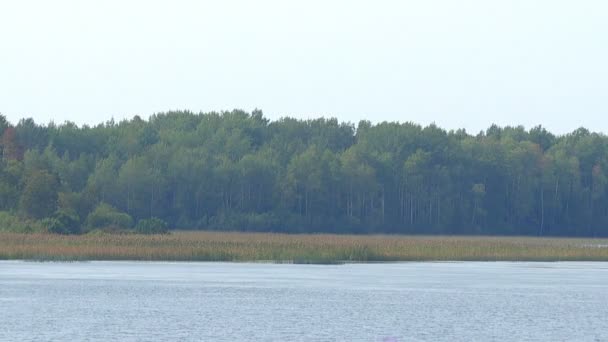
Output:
top-left (1, 261), bottom-right (607, 341)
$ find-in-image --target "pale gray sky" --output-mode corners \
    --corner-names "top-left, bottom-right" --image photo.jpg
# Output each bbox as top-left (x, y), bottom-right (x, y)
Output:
top-left (1, 0), bottom-right (607, 134)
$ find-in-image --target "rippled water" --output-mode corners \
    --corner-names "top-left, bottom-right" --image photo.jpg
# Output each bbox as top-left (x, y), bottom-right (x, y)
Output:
top-left (1, 261), bottom-right (607, 341)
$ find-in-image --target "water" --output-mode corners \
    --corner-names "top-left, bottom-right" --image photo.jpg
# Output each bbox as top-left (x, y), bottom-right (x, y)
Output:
top-left (1, 261), bottom-right (607, 341)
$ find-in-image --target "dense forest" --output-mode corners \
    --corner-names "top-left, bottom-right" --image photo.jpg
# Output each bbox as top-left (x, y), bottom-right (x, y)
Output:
top-left (0, 110), bottom-right (607, 236)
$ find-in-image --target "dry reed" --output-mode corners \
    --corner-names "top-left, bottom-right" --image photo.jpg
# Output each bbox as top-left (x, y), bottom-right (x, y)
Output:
top-left (1, 231), bottom-right (608, 263)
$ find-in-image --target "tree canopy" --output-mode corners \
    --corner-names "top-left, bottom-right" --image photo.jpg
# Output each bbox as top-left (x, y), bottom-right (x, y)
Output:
top-left (1, 110), bottom-right (607, 236)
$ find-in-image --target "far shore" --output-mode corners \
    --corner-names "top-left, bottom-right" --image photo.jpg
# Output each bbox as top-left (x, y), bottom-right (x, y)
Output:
top-left (1, 231), bottom-right (608, 264)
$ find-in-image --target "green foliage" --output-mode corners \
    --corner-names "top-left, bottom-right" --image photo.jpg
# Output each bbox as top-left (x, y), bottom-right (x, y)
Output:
top-left (47, 209), bottom-right (81, 235)
top-left (0, 159), bottom-right (22, 211)
top-left (86, 203), bottom-right (133, 230)
top-left (135, 217), bottom-right (168, 234)
top-left (208, 212), bottom-right (281, 232)
top-left (58, 191), bottom-right (95, 223)
top-left (19, 170), bottom-right (59, 219)
top-left (0, 113), bottom-right (8, 133)
top-left (2, 111), bottom-right (608, 236)
top-left (0, 211), bottom-right (46, 233)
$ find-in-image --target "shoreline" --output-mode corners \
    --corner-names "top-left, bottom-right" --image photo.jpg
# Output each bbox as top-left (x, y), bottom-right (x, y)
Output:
top-left (2, 231), bottom-right (608, 263)
top-left (4, 260), bottom-right (608, 265)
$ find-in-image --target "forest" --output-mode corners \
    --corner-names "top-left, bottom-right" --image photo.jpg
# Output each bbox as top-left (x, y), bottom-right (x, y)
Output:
top-left (0, 110), bottom-right (607, 237)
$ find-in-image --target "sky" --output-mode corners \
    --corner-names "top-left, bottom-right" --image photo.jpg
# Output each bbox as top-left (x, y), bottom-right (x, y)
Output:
top-left (1, 0), bottom-right (607, 134)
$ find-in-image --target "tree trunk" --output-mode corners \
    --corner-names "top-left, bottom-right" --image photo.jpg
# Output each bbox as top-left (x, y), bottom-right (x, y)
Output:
top-left (540, 187), bottom-right (544, 236)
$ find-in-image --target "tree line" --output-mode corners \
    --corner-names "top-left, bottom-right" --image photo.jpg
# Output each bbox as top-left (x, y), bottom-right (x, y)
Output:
top-left (0, 110), bottom-right (607, 236)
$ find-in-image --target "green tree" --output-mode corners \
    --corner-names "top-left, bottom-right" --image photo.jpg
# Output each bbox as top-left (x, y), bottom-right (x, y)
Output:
top-left (20, 170), bottom-right (59, 219)
top-left (3, 109), bottom-right (608, 236)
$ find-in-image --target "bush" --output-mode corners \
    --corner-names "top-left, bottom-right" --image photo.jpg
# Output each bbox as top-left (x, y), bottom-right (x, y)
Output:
top-left (85, 203), bottom-right (133, 230)
top-left (135, 217), bottom-right (169, 234)
top-left (58, 191), bottom-right (95, 224)
top-left (0, 211), bottom-right (47, 233)
top-left (47, 209), bottom-right (81, 235)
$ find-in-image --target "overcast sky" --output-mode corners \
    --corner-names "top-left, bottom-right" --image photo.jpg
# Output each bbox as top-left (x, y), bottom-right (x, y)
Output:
top-left (1, 0), bottom-right (607, 134)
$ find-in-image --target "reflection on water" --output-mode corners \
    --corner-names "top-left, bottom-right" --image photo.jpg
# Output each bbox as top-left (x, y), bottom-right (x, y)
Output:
top-left (1, 261), bottom-right (607, 341)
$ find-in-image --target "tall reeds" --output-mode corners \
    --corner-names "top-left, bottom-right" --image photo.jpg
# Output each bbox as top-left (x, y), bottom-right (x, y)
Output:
top-left (1, 231), bottom-right (607, 263)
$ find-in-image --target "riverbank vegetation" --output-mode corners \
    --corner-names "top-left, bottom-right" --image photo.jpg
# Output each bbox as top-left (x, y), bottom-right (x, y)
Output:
top-left (1, 232), bottom-right (608, 262)
top-left (1, 110), bottom-right (608, 236)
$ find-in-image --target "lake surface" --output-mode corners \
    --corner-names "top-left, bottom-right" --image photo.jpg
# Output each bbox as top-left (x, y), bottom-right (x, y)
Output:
top-left (1, 261), bottom-right (607, 341)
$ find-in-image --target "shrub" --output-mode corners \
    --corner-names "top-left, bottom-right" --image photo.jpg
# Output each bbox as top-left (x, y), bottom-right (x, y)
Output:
top-left (85, 203), bottom-right (133, 230)
top-left (58, 191), bottom-right (95, 224)
top-left (0, 211), bottom-right (46, 233)
top-left (208, 212), bottom-right (281, 232)
top-left (135, 217), bottom-right (169, 234)
top-left (47, 209), bottom-right (81, 235)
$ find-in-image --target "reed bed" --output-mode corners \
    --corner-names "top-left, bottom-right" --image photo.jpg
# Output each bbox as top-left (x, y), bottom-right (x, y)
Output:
top-left (1, 231), bottom-right (608, 263)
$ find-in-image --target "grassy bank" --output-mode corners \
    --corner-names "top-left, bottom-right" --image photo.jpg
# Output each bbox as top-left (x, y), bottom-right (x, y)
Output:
top-left (1, 231), bottom-right (608, 263)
